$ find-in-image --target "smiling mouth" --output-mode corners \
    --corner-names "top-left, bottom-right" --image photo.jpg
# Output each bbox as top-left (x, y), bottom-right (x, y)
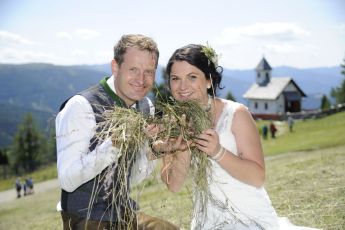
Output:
top-left (179, 92), bottom-right (193, 99)
top-left (132, 84), bottom-right (145, 90)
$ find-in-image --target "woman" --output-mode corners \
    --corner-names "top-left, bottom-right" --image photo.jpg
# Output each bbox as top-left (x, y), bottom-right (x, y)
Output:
top-left (160, 44), bottom-right (320, 230)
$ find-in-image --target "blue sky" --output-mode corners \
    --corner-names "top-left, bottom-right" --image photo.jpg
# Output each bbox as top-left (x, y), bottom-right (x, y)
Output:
top-left (1, 0), bottom-right (344, 69)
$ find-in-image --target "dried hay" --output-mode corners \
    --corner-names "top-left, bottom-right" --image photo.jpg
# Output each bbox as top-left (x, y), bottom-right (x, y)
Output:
top-left (91, 98), bottom-right (216, 228)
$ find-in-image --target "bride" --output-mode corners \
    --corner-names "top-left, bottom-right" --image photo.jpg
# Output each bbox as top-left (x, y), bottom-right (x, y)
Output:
top-left (157, 44), bottom-right (321, 230)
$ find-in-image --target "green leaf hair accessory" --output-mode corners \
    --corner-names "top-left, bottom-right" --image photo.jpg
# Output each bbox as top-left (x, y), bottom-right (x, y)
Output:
top-left (201, 42), bottom-right (219, 67)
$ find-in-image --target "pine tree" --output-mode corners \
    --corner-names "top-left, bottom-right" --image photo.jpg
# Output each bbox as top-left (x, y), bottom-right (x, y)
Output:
top-left (320, 94), bottom-right (331, 110)
top-left (225, 91), bottom-right (236, 102)
top-left (331, 57), bottom-right (345, 104)
top-left (39, 129), bottom-right (56, 164)
top-left (10, 113), bottom-right (43, 173)
top-left (0, 148), bottom-right (9, 178)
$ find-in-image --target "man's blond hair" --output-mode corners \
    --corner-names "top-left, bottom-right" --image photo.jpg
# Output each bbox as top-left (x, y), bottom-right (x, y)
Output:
top-left (113, 34), bottom-right (159, 67)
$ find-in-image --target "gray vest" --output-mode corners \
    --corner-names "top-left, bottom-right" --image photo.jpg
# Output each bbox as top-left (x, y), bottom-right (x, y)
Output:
top-left (60, 82), bottom-right (151, 222)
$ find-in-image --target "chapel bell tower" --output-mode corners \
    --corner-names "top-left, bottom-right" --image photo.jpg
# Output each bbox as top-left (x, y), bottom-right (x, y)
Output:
top-left (255, 57), bottom-right (272, 86)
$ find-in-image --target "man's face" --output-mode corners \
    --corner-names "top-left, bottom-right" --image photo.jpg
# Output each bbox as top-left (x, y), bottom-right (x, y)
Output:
top-left (112, 47), bottom-right (157, 107)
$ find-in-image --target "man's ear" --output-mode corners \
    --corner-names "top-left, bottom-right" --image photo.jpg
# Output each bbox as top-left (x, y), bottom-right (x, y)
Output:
top-left (111, 59), bottom-right (119, 76)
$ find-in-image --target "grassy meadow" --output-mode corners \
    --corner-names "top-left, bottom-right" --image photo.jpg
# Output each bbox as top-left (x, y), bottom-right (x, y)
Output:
top-left (0, 111), bottom-right (345, 229)
top-left (258, 111), bottom-right (345, 155)
top-left (0, 163), bottom-right (57, 191)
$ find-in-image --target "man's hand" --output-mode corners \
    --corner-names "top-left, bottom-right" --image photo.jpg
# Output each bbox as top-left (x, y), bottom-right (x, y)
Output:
top-left (144, 124), bottom-right (160, 139)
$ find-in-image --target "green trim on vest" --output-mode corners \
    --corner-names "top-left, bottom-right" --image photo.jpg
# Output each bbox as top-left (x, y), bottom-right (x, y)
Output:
top-left (99, 77), bottom-right (126, 108)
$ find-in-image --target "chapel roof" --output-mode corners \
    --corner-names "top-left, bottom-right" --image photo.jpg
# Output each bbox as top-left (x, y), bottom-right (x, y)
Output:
top-left (255, 57), bottom-right (272, 71)
top-left (243, 77), bottom-right (306, 100)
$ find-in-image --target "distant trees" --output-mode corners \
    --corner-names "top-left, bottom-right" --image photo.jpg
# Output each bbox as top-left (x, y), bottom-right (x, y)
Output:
top-left (0, 148), bottom-right (9, 178)
top-left (8, 113), bottom-right (48, 174)
top-left (152, 67), bottom-right (171, 104)
top-left (225, 91), bottom-right (236, 102)
top-left (320, 94), bottom-right (331, 110)
top-left (40, 129), bottom-right (57, 164)
top-left (0, 148), bottom-right (9, 165)
top-left (0, 111), bottom-right (56, 176)
top-left (331, 57), bottom-right (345, 104)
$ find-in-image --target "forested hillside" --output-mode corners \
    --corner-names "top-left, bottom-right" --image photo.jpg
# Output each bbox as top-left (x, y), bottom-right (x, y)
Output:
top-left (0, 63), bottom-right (342, 148)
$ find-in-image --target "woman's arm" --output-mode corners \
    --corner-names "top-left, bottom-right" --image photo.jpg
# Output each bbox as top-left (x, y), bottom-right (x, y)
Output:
top-left (195, 105), bottom-right (265, 188)
top-left (160, 150), bottom-right (191, 193)
top-left (218, 105), bottom-right (265, 187)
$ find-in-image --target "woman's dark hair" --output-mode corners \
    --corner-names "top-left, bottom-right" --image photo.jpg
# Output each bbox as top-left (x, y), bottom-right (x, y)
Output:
top-left (166, 44), bottom-right (223, 96)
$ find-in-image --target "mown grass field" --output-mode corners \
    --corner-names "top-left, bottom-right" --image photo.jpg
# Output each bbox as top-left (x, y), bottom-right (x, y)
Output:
top-left (258, 111), bottom-right (345, 155)
top-left (1, 111), bottom-right (345, 229)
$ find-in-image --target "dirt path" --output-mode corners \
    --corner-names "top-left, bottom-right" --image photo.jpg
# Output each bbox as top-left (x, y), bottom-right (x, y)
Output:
top-left (0, 178), bottom-right (59, 204)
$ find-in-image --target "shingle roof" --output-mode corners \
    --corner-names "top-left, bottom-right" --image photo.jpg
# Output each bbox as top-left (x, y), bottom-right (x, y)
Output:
top-left (243, 77), bottom-right (305, 100)
top-left (256, 57), bottom-right (272, 71)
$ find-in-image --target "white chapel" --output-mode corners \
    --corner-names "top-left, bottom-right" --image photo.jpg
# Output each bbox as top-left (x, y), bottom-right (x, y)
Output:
top-left (243, 57), bottom-right (306, 120)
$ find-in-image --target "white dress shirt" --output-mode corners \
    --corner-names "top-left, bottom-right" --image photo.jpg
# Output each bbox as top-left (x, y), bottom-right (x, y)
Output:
top-left (56, 75), bottom-right (156, 192)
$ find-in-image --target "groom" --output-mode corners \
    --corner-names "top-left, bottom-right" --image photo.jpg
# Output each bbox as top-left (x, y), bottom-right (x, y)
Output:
top-left (56, 34), bottom-right (179, 230)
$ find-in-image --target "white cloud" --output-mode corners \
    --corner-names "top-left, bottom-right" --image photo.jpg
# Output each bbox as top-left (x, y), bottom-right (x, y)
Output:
top-left (261, 43), bottom-right (319, 56)
top-left (96, 50), bottom-right (112, 59)
top-left (71, 49), bottom-right (88, 57)
top-left (0, 30), bottom-right (36, 45)
top-left (57, 31), bottom-right (73, 40)
top-left (260, 44), bottom-right (297, 54)
top-left (0, 47), bottom-right (54, 63)
top-left (214, 22), bottom-right (310, 45)
top-left (75, 29), bottom-right (100, 40)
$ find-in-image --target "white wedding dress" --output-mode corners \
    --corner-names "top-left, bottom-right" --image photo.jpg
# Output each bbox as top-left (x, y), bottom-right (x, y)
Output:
top-left (190, 99), bottom-right (321, 230)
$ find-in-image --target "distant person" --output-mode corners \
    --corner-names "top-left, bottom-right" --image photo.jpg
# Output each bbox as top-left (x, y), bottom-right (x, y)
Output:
top-left (23, 180), bottom-right (27, 196)
top-left (288, 116), bottom-right (294, 132)
top-left (15, 178), bottom-right (22, 198)
top-left (56, 34), bottom-right (178, 229)
top-left (262, 124), bottom-right (268, 139)
top-left (26, 178), bottom-right (34, 194)
top-left (269, 122), bottom-right (277, 138)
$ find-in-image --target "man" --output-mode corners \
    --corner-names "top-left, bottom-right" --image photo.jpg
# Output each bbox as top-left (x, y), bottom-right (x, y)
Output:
top-left (15, 177), bottom-right (22, 198)
top-left (56, 34), bottom-right (178, 230)
top-left (287, 116), bottom-right (294, 132)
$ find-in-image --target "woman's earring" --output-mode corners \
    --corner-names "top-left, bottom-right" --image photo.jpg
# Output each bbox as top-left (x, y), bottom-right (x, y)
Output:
top-left (207, 85), bottom-right (211, 89)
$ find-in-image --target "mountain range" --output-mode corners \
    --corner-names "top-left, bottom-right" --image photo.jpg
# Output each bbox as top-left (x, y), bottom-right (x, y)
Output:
top-left (0, 63), bottom-right (343, 147)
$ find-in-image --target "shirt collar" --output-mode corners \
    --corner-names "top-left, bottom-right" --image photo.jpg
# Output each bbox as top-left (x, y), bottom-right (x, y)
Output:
top-left (106, 75), bottom-right (116, 93)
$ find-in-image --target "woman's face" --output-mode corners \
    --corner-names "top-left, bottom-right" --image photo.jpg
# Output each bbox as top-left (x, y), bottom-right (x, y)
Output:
top-left (169, 61), bottom-right (210, 105)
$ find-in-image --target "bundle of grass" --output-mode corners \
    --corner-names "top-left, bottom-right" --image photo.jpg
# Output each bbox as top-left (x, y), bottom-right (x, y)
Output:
top-left (92, 106), bottom-right (150, 228)
top-left (153, 98), bottom-right (215, 225)
top-left (97, 106), bottom-right (149, 151)
top-left (92, 98), bottom-right (217, 228)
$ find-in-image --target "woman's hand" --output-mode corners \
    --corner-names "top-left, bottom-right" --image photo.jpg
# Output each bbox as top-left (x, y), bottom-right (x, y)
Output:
top-left (144, 124), bottom-right (160, 138)
top-left (194, 129), bottom-right (221, 158)
top-left (153, 135), bottom-right (190, 154)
